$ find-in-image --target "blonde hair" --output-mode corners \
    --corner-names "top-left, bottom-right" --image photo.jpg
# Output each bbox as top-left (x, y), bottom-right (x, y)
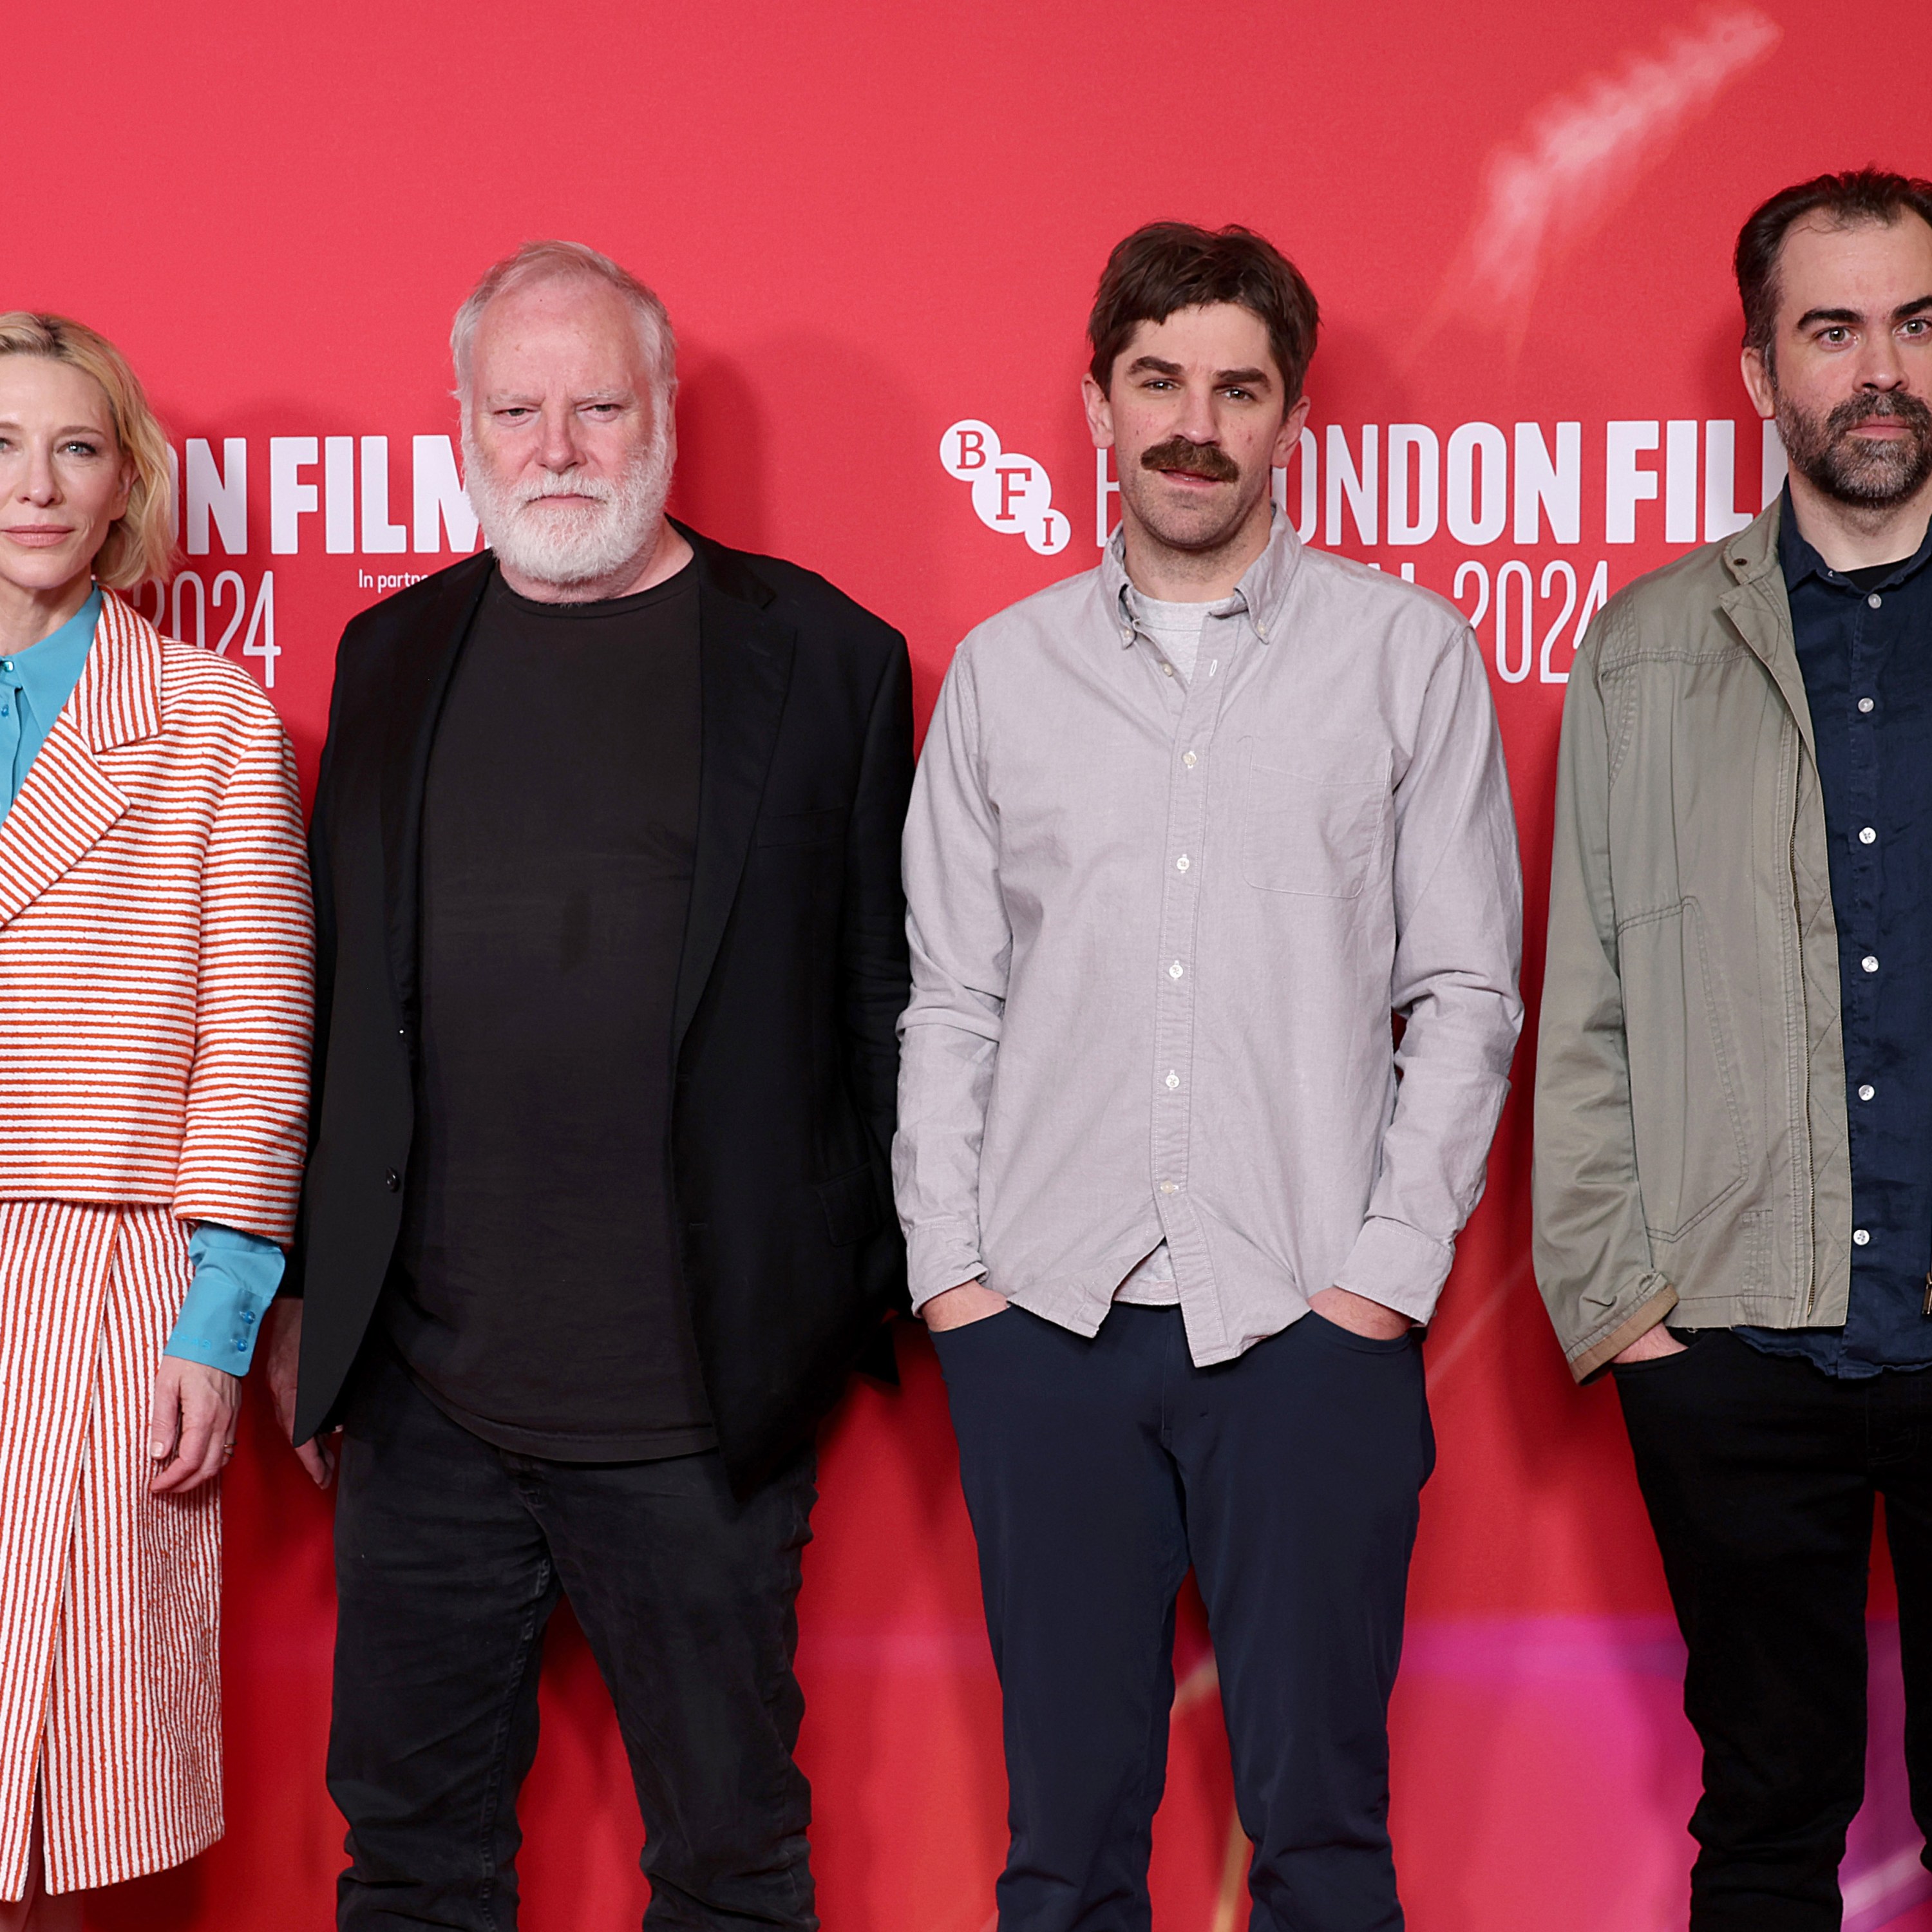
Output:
top-left (0, 313), bottom-right (175, 591)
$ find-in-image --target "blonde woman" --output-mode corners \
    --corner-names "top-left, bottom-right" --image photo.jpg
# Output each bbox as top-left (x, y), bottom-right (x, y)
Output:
top-left (0, 315), bottom-right (311, 1930)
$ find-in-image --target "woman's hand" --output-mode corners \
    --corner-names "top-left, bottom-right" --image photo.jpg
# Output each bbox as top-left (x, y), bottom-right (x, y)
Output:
top-left (148, 1357), bottom-right (244, 1495)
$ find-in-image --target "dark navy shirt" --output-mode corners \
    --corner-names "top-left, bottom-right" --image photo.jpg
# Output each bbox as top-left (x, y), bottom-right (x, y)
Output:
top-left (1739, 493), bottom-right (1932, 1376)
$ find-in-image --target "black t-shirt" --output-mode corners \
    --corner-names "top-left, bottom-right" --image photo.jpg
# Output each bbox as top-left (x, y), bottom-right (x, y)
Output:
top-left (387, 562), bottom-right (715, 1460)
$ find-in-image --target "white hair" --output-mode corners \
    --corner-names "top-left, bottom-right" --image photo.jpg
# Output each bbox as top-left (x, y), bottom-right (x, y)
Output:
top-left (450, 239), bottom-right (677, 404)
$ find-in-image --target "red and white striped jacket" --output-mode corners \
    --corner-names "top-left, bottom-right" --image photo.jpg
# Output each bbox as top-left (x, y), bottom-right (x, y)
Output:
top-left (0, 593), bottom-right (312, 1240)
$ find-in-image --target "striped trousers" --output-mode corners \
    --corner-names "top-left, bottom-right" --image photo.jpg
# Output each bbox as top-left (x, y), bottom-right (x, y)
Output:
top-left (0, 1202), bottom-right (221, 1900)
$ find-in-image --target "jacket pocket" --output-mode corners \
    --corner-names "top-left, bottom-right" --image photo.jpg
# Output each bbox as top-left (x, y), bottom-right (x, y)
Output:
top-left (1238, 736), bottom-right (1390, 897)
top-left (817, 1162), bottom-right (886, 1247)
top-left (1618, 898), bottom-right (1748, 1242)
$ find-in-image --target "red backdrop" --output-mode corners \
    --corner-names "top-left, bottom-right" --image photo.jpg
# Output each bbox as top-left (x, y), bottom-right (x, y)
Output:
top-left (15, 3), bottom-right (1932, 1926)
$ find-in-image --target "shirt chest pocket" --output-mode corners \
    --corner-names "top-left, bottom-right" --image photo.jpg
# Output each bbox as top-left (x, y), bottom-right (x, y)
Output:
top-left (1237, 736), bottom-right (1392, 898)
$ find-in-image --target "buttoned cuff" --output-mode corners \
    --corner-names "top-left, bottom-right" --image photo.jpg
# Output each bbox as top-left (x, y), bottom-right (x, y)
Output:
top-left (164, 1222), bottom-right (286, 1374)
top-left (905, 1222), bottom-right (989, 1314)
top-left (1331, 1217), bottom-right (1455, 1325)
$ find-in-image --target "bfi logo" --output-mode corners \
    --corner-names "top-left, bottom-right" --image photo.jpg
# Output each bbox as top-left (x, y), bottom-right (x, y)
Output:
top-left (940, 420), bottom-right (1070, 556)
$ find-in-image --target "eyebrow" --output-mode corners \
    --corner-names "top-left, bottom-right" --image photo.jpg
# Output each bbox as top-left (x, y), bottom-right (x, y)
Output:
top-left (0, 419), bottom-right (109, 437)
top-left (1794, 295), bottom-right (1932, 330)
top-left (484, 390), bottom-right (635, 407)
top-left (1123, 355), bottom-right (1274, 387)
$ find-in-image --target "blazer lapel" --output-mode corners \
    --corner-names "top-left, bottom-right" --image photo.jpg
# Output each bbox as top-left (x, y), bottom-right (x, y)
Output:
top-left (0, 595), bottom-right (158, 929)
top-left (377, 558), bottom-right (493, 1022)
top-left (672, 543), bottom-right (797, 1056)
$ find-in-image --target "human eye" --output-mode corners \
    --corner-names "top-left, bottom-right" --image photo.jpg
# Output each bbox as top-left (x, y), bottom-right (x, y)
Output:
top-left (59, 439), bottom-right (103, 458)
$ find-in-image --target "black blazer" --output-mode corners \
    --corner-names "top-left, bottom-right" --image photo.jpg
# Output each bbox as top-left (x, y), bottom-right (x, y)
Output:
top-left (290, 524), bottom-right (914, 1488)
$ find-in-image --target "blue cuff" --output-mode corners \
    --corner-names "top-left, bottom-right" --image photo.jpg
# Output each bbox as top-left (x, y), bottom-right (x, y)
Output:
top-left (164, 1222), bottom-right (285, 1374)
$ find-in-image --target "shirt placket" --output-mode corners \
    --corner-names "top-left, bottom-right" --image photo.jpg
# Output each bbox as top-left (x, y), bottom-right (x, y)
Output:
top-left (1845, 597), bottom-right (1882, 1303)
top-left (0, 663), bottom-right (23, 804)
top-left (1142, 613), bottom-right (1240, 1357)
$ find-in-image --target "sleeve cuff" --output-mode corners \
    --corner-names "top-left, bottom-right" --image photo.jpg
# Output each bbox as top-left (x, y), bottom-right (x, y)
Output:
top-left (1330, 1217), bottom-right (1457, 1325)
top-left (1566, 1280), bottom-right (1680, 1382)
top-left (904, 1222), bottom-right (988, 1314)
top-left (165, 1223), bottom-right (286, 1375)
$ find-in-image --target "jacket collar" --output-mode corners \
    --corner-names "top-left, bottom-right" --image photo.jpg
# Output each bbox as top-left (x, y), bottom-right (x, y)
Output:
top-left (1717, 496), bottom-right (1819, 761)
top-left (1099, 506), bottom-right (1305, 644)
top-left (0, 591), bottom-right (161, 929)
top-left (375, 526), bottom-right (795, 1059)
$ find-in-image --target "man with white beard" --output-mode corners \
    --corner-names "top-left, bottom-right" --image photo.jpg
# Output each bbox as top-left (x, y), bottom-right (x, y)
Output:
top-left (266, 241), bottom-right (914, 1929)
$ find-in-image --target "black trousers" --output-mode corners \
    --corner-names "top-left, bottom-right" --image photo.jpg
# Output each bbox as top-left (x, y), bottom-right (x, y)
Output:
top-left (934, 1303), bottom-right (1434, 1932)
top-left (327, 1345), bottom-right (818, 1931)
top-left (1615, 1330), bottom-right (1932, 1931)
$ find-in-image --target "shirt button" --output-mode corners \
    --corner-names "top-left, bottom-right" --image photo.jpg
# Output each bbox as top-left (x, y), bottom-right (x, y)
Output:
top-left (0, 661), bottom-right (10, 672)
top-left (1165, 1071), bottom-right (1180, 1090)
top-left (1859, 827), bottom-right (1877, 844)
top-left (1859, 697), bottom-right (1875, 714)
top-left (1176, 855), bottom-right (1190, 872)
top-left (1182, 751), bottom-right (1197, 768)
top-left (242, 1309), bottom-right (256, 1324)
top-left (384, 1168), bottom-right (402, 1191)
top-left (1862, 955), bottom-right (1879, 974)
top-left (1168, 961), bottom-right (1184, 979)
top-left (1159, 1180), bottom-right (1179, 1194)
top-left (1853, 1228), bottom-right (1871, 1246)
top-left (1869, 592), bottom-right (1883, 609)
top-left (1859, 1084), bottom-right (1875, 1101)
top-left (1161, 662), bottom-right (1175, 676)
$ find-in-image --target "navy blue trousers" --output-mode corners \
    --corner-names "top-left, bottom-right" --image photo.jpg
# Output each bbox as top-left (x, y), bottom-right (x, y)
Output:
top-left (934, 1303), bottom-right (1434, 1932)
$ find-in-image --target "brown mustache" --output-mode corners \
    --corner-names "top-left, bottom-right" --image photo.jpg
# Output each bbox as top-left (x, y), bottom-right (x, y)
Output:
top-left (1140, 438), bottom-right (1240, 482)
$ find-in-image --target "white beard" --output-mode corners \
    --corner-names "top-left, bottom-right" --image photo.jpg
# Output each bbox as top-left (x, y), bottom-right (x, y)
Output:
top-left (462, 421), bottom-right (674, 591)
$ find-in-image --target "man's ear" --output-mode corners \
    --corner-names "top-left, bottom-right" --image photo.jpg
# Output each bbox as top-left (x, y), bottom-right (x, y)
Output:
top-left (1273, 391), bottom-right (1312, 471)
top-left (1741, 344), bottom-right (1777, 421)
top-left (1082, 372), bottom-right (1115, 451)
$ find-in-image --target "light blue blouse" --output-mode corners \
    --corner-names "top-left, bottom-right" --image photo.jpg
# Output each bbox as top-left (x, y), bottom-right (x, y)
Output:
top-left (0, 589), bottom-right (283, 1374)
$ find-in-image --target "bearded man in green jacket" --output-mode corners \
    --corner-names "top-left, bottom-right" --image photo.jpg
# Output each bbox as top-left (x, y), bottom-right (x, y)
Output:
top-left (1535, 168), bottom-right (1932, 1932)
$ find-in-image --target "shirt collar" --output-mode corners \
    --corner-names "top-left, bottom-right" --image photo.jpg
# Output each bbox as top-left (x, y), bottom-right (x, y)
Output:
top-left (2, 586), bottom-right (102, 719)
top-left (1778, 486), bottom-right (1932, 593)
top-left (1101, 506), bottom-right (1305, 646)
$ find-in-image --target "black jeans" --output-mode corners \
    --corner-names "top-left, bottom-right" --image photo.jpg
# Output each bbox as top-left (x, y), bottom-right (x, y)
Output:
top-left (327, 1345), bottom-right (818, 1931)
top-left (934, 1303), bottom-right (1434, 1932)
top-left (1615, 1330), bottom-right (1932, 1931)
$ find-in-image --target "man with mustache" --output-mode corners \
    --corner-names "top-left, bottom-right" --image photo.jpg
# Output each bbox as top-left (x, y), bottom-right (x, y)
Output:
top-left (896, 222), bottom-right (1522, 1929)
top-left (265, 241), bottom-right (913, 1929)
top-left (1536, 169), bottom-right (1932, 1930)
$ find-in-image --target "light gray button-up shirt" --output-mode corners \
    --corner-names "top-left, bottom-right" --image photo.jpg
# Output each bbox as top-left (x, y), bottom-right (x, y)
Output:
top-left (894, 514), bottom-right (1524, 1365)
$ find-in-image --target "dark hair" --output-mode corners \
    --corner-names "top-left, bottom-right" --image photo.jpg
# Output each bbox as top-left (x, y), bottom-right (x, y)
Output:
top-left (1736, 167), bottom-right (1932, 357)
top-left (1088, 222), bottom-right (1320, 406)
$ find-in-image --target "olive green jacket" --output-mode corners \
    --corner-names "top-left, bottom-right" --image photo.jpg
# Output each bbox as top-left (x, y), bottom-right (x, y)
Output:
top-left (1533, 500), bottom-right (1852, 1380)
